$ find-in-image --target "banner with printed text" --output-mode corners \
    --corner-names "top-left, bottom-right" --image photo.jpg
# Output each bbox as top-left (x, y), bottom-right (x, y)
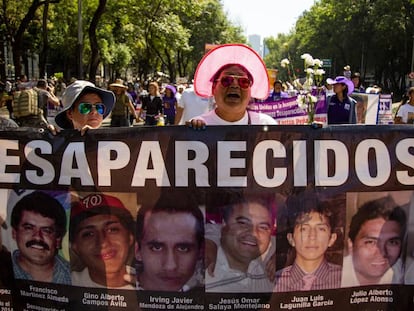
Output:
top-left (250, 92), bottom-right (390, 125)
top-left (0, 125), bottom-right (413, 311)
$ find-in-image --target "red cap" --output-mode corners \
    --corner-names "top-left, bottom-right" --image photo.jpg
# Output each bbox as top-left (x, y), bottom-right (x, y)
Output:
top-left (71, 193), bottom-right (127, 219)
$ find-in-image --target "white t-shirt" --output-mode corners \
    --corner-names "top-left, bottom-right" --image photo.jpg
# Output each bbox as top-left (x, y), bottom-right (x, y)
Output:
top-left (177, 87), bottom-right (211, 124)
top-left (396, 103), bottom-right (414, 123)
top-left (341, 255), bottom-right (403, 287)
top-left (72, 267), bottom-right (135, 290)
top-left (206, 244), bottom-right (274, 293)
top-left (193, 109), bottom-right (277, 125)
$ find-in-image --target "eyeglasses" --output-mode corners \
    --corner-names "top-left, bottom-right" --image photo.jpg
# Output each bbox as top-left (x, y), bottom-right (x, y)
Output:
top-left (217, 75), bottom-right (252, 89)
top-left (20, 223), bottom-right (56, 237)
top-left (78, 103), bottom-right (106, 115)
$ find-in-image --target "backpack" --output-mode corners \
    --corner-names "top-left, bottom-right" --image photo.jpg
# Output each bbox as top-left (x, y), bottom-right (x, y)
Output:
top-left (13, 88), bottom-right (41, 118)
top-left (112, 93), bottom-right (130, 117)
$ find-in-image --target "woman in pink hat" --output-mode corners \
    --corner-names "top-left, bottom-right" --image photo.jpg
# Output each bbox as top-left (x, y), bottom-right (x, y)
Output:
top-left (187, 44), bottom-right (277, 128)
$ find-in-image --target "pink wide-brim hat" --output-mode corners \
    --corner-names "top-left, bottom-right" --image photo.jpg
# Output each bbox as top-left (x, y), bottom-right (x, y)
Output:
top-left (194, 44), bottom-right (270, 100)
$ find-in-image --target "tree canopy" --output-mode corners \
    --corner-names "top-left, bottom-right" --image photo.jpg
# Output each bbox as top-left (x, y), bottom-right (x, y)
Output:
top-left (263, 0), bottom-right (414, 98)
top-left (1, 0), bottom-right (413, 97)
top-left (0, 0), bottom-right (244, 83)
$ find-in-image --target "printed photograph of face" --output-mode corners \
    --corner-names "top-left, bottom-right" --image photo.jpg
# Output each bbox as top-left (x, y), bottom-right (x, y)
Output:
top-left (69, 192), bottom-right (137, 289)
top-left (221, 200), bottom-right (273, 265)
top-left (403, 192), bottom-right (414, 284)
top-left (274, 191), bottom-right (344, 292)
top-left (342, 192), bottom-right (409, 287)
top-left (135, 198), bottom-right (204, 292)
top-left (287, 211), bottom-right (337, 267)
top-left (9, 190), bottom-right (71, 285)
top-left (204, 192), bottom-right (277, 293)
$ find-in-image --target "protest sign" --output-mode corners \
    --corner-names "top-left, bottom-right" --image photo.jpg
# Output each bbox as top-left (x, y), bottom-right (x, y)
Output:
top-left (0, 125), bottom-right (413, 310)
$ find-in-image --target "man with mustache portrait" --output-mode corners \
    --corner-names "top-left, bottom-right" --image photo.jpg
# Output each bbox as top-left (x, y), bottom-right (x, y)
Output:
top-left (10, 191), bottom-right (71, 284)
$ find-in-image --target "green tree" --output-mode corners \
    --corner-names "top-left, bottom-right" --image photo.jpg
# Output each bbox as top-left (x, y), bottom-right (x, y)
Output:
top-left (87, 0), bottom-right (107, 83)
top-left (0, 0), bottom-right (60, 78)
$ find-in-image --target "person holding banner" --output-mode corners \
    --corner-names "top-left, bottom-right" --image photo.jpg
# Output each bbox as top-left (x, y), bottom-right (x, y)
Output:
top-left (326, 76), bottom-right (357, 124)
top-left (351, 72), bottom-right (365, 93)
top-left (49, 80), bottom-right (115, 135)
top-left (69, 193), bottom-right (136, 289)
top-left (188, 44), bottom-right (277, 128)
top-left (394, 87), bottom-right (414, 124)
top-left (10, 191), bottom-right (71, 284)
top-left (341, 196), bottom-right (406, 287)
top-left (266, 80), bottom-right (289, 101)
top-left (134, 195), bottom-right (204, 291)
top-left (205, 194), bottom-right (275, 293)
top-left (273, 192), bottom-right (342, 292)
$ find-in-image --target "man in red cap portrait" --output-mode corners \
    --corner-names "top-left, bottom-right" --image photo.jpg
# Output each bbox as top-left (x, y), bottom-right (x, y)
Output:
top-left (69, 193), bottom-right (136, 289)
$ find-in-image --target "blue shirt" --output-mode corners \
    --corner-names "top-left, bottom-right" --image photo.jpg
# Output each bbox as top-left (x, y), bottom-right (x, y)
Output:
top-left (327, 95), bottom-right (356, 124)
top-left (12, 250), bottom-right (71, 285)
top-left (266, 91), bottom-right (289, 102)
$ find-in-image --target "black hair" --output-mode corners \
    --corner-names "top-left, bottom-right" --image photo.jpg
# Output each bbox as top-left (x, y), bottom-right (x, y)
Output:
top-left (69, 205), bottom-right (135, 242)
top-left (348, 196), bottom-right (406, 242)
top-left (36, 79), bottom-right (48, 88)
top-left (221, 193), bottom-right (276, 228)
top-left (285, 191), bottom-right (335, 233)
top-left (273, 80), bottom-right (284, 89)
top-left (11, 191), bottom-right (67, 239)
top-left (136, 194), bottom-right (204, 248)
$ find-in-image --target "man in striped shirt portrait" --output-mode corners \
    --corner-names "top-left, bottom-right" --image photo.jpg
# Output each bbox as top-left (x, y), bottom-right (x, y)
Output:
top-left (273, 192), bottom-right (342, 292)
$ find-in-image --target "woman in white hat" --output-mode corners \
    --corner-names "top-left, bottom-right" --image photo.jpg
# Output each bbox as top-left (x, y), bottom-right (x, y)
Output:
top-left (109, 79), bottom-right (138, 127)
top-left (50, 80), bottom-right (115, 135)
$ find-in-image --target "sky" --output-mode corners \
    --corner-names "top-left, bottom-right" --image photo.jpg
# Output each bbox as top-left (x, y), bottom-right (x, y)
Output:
top-left (221, 0), bottom-right (316, 39)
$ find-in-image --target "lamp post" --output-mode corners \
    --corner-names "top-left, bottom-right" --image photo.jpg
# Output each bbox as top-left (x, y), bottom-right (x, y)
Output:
top-left (77, 0), bottom-right (83, 79)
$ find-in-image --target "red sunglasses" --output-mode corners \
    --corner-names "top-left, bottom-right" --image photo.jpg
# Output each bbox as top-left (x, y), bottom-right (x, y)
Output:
top-left (217, 75), bottom-right (252, 89)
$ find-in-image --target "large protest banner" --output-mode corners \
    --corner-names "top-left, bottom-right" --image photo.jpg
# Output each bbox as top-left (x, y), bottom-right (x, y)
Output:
top-left (0, 125), bottom-right (413, 311)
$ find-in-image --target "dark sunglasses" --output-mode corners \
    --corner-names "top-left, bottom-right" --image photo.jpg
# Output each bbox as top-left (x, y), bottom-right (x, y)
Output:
top-left (78, 103), bottom-right (106, 115)
top-left (217, 75), bottom-right (252, 89)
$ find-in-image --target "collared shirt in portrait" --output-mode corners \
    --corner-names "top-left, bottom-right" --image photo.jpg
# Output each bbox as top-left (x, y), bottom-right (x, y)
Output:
top-left (341, 255), bottom-right (403, 287)
top-left (273, 259), bottom-right (342, 292)
top-left (12, 250), bottom-right (71, 285)
top-left (206, 246), bottom-right (273, 293)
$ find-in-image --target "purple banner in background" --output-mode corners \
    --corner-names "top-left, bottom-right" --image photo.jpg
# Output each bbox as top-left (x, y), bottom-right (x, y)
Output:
top-left (249, 90), bottom-right (327, 124)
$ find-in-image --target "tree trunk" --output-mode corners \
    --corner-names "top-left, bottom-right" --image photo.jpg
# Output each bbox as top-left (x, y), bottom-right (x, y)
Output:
top-left (0, 37), bottom-right (7, 80)
top-left (88, 0), bottom-right (107, 84)
top-left (12, 40), bottom-right (24, 79)
top-left (10, 0), bottom-right (42, 78)
top-left (7, 0), bottom-right (60, 78)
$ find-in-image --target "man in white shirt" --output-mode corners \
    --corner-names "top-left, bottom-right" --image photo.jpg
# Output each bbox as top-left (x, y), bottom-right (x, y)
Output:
top-left (70, 193), bottom-right (135, 289)
top-left (341, 196), bottom-right (406, 287)
top-left (206, 194), bottom-right (275, 292)
top-left (174, 85), bottom-right (211, 125)
top-left (395, 87), bottom-right (414, 124)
